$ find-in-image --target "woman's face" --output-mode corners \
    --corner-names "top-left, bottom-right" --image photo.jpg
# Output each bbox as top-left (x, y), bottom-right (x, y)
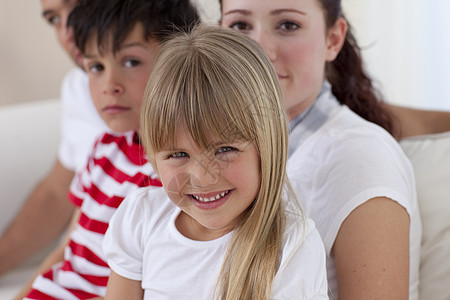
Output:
top-left (221, 0), bottom-right (345, 119)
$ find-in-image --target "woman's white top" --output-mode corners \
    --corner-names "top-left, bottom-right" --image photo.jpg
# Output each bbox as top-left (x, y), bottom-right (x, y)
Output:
top-left (287, 103), bottom-right (421, 299)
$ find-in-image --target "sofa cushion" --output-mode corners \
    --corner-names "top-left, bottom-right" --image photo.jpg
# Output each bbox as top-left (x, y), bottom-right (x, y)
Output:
top-left (400, 131), bottom-right (450, 300)
top-left (0, 99), bottom-right (61, 235)
top-left (0, 99), bottom-right (61, 298)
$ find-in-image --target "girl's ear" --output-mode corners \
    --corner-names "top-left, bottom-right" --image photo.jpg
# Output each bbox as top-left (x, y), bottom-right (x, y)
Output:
top-left (325, 17), bottom-right (347, 62)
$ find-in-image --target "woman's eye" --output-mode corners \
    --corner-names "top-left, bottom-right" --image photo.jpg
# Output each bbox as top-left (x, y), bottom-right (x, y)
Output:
top-left (169, 152), bottom-right (189, 159)
top-left (124, 59), bottom-right (141, 68)
top-left (279, 21), bottom-right (300, 32)
top-left (229, 22), bottom-right (251, 33)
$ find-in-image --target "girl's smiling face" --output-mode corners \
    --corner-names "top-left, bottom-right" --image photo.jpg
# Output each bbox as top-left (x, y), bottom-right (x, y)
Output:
top-left (221, 0), bottom-right (345, 120)
top-left (154, 126), bottom-right (260, 241)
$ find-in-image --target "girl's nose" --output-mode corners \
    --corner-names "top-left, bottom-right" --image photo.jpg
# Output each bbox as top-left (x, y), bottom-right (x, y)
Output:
top-left (188, 156), bottom-right (222, 187)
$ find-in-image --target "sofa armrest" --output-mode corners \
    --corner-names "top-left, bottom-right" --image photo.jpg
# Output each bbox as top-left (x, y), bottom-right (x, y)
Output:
top-left (400, 131), bottom-right (450, 299)
top-left (0, 99), bottom-right (61, 298)
top-left (0, 99), bottom-right (61, 235)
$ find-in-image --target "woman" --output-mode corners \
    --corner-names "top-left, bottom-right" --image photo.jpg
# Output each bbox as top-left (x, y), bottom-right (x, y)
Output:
top-left (220, 0), bottom-right (421, 299)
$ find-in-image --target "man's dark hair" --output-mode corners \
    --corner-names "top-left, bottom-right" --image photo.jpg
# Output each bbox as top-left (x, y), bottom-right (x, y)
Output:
top-left (68, 0), bottom-right (200, 55)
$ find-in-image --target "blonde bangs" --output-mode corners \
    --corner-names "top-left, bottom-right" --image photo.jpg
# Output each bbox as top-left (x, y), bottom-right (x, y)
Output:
top-left (141, 28), bottom-right (270, 160)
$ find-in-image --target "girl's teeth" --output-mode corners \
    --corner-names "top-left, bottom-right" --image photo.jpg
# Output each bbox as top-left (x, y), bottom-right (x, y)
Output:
top-left (193, 190), bottom-right (229, 203)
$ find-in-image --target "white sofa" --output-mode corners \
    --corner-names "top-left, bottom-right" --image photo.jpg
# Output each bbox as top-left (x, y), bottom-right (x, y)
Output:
top-left (0, 99), bottom-right (61, 299)
top-left (0, 99), bottom-right (449, 299)
top-left (400, 131), bottom-right (450, 299)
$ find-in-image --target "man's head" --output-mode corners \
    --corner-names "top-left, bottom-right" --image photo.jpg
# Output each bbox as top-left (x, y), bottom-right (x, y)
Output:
top-left (40, 0), bottom-right (82, 67)
top-left (67, 0), bottom-right (200, 133)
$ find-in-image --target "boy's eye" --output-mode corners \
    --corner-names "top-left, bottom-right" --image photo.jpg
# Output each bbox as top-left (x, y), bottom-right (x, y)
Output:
top-left (169, 152), bottom-right (189, 159)
top-left (124, 59), bottom-right (141, 68)
top-left (87, 63), bottom-right (104, 74)
top-left (279, 21), bottom-right (300, 32)
top-left (229, 22), bottom-right (251, 33)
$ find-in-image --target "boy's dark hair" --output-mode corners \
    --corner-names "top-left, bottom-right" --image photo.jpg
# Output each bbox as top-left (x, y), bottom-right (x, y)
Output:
top-left (68, 0), bottom-right (200, 55)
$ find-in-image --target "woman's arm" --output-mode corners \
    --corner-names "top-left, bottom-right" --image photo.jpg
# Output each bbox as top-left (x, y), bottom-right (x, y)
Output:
top-left (104, 270), bottom-right (143, 300)
top-left (333, 197), bottom-right (410, 299)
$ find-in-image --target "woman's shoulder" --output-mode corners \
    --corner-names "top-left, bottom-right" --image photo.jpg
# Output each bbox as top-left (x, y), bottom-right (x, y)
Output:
top-left (288, 105), bottom-right (415, 196)
top-left (328, 105), bottom-right (396, 140)
top-left (296, 105), bottom-right (406, 161)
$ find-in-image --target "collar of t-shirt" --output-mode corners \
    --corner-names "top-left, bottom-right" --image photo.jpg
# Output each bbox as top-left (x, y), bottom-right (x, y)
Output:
top-left (288, 80), bottom-right (340, 157)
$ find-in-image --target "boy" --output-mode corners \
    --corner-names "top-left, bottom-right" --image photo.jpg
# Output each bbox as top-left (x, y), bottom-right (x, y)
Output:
top-left (17, 0), bottom-right (200, 298)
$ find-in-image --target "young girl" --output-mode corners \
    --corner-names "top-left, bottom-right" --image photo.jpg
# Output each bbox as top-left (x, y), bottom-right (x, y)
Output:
top-left (220, 0), bottom-right (421, 299)
top-left (103, 25), bottom-right (328, 299)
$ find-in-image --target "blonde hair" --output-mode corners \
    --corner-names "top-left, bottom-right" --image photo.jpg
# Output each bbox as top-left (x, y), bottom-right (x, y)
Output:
top-left (141, 25), bottom-right (296, 299)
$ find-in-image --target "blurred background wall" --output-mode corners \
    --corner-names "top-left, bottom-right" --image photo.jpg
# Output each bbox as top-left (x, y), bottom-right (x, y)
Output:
top-left (1, 0), bottom-right (449, 110)
top-left (344, 0), bottom-right (450, 111)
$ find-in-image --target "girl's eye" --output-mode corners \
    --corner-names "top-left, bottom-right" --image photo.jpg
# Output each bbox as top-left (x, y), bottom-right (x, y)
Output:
top-left (87, 63), bottom-right (104, 74)
top-left (279, 21), bottom-right (300, 32)
top-left (216, 146), bottom-right (237, 154)
top-left (229, 22), bottom-right (251, 33)
top-left (169, 152), bottom-right (189, 159)
top-left (124, 59), bottom-right (141, 68)
top-left (215, 146), bottom-right (238, 163)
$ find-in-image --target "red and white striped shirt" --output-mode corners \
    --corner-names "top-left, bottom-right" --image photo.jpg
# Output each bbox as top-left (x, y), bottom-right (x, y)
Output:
top-left (26, 131), bottom-right (161, 299)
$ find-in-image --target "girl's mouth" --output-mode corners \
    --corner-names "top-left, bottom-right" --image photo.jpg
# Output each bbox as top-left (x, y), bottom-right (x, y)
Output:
top-left (191, 190), bottom-right (230, 203)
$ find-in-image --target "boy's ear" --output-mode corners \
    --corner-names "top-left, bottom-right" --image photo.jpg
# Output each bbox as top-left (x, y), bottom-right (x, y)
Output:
top-left (325, 17), bottom-right (347, 62)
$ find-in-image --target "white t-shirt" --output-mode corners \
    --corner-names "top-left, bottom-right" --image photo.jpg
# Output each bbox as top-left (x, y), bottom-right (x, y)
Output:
top-left (58, 68), bottom-right (109, 172)
top-left (287, 105), bottom-right (421, 300)
top-left (103, 187), bottom-right (329, 299)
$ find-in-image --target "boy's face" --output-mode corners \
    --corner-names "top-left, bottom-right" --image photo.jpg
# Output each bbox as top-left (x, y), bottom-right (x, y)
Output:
top-left (83, 23), bottom-right (160, 133)
top-left (40, 0), bottom-right (82, 68)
